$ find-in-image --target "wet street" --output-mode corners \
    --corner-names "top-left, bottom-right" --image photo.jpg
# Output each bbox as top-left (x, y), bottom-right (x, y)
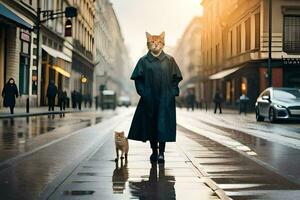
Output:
top-left (0, 108), bottom-right (300, 200)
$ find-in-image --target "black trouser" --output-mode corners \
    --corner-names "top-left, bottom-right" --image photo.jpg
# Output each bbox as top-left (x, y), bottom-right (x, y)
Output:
top-left (48, 97), bottom-right (55, 111)
top-left (59, 100), bottom-right (66, 111)
top-left (150, 140), bottom-right (166, 153)
top-left (149, 99), bottom-right (166, 154)
top-left (214, 102), bottom-right (222, 113)
top-left (9, 106), bottom-right (14, 114)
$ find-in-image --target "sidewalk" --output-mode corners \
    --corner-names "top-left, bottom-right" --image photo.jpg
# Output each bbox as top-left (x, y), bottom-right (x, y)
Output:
top-left (0, 106), bottom-right (97, 118)
top-left (43, 122), bottom-right (227, 200)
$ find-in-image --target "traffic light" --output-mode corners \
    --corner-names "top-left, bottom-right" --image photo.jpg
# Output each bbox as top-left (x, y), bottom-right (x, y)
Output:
top-left (65, 7), bottom-right (77, 18)
top-left (65, 19), bottom-right (72, 37)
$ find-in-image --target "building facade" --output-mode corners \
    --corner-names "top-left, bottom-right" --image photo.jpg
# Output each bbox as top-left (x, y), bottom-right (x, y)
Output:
top-left (0, 0), bottom-right (36, 107)
top-left (94, 0), bottom-right (133, 99)
top-left (200, 0), bottom-right (300, 108)
top-left (71, 0), bottom-right (95, 97)
top-left (173, 17), bottom-right (202, 103)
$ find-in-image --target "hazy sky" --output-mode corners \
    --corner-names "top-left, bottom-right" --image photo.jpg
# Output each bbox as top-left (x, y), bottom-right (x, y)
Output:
top-left (110, 0), bottom-right (203, 64)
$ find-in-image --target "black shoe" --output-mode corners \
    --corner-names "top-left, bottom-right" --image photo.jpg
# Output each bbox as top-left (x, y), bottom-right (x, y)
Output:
top-left (157, 153), bottom-right (165, 164)
top-left (150, 153), bottom-right (158, 162)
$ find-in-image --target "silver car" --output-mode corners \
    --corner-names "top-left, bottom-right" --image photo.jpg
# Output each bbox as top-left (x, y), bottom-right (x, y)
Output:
top-left (255, 87), bottom-right (300, 123)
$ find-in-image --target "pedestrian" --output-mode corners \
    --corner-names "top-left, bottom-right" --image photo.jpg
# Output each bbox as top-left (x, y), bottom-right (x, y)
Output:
top-left (84, 94), bottom-right (88, 108)
top-left (58, 90), bottom-right (67, 111)
top-left (71, 90), bottom-right (77, 109)
top-left (128, 32), bottom-right (183, 164)
top-left (239, 94), bottom-right (250, 115)
top-left (46, 80), bottom-right (58, 111)
top-left (88, 93), bottom-right (92, 108)
top-left (213, 89), bottom-right (222, 114)
top-left (77, 91), bottom-right (82, 110)
top-left (1, 78), bottom-right (19, 114)
top-left (186, 89), bottom-right (195, 111)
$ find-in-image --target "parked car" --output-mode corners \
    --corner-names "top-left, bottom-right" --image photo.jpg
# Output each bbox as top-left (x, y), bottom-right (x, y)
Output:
top-left (255, 87), bottom-right (300, 123)
top-left (101, 90), bottom-right (116, 110)
top-left (118, 96), bottom-right (131, 107)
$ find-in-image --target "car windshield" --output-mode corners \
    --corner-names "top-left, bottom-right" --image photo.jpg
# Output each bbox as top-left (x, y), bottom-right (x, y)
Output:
top-left (273, 88), bottom-right (300, 99)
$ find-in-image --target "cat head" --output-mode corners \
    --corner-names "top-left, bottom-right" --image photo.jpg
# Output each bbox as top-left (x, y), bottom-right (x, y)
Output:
top-left (146, 32), bottom-right (165, 55)
top-left (115, 131), bottom-right (125, 139)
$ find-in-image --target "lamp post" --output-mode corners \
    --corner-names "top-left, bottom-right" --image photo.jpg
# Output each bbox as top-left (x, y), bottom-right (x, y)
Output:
top-left (268, 0), bottom-right (272, 87)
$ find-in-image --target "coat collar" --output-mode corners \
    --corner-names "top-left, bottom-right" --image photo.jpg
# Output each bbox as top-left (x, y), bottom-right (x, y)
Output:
top-left (146, 51), bottom-right (167, 62)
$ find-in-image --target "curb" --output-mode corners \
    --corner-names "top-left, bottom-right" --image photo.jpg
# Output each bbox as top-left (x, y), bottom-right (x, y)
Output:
top-left (0, 109), bottom-right (96, 119)
top-left (177, 141), bottom-right (232, 200)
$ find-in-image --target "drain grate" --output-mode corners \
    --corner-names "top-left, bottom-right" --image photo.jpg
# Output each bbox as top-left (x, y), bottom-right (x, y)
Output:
top-left (63, 190), bottom-right (95, 195)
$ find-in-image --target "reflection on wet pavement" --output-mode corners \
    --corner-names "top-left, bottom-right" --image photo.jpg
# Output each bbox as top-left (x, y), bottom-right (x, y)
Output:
top-left (178, 126), bottom-right (300, 200)
top-left (129, 163), bottom-right (176, 199)
top-left (0, 113), bottom-right (102, 162)
top-left (47, 133), bottom-right (219, 200)
top-left (194, 120), bottom-right (300, 185)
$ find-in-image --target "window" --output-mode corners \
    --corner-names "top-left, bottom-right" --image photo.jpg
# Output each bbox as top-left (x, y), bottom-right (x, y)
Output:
top-left (245, 18), bottom-right (251, 51)
top-left (284, 15), bottom-right (300, 53)
top-left (236, 25), bottom-right (241, 53)
top-left (19, 56), bottom-right (30, 94)
top-left (255, 13), bottom-right (260, 49)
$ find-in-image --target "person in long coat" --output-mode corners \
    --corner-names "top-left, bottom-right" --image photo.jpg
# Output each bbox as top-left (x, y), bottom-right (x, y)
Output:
top-left (2, 78), bottom-right (19, 114)
top-left (46, 80), bottom-right (58, 111)
top-left (128, 32), bottom-right (183, 163)
top-left (213, 89), bottom-right (223, 114)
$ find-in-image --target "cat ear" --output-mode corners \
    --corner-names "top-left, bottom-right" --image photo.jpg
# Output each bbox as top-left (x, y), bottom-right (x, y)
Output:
top-left (146, 32), bottom-right (152, 40)
top-left (160, 32), bottom-right (165, 39)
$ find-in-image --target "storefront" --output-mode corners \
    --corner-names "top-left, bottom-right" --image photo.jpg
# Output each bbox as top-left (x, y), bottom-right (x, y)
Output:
top-left (41, 45), bottom-right (71, 105)
top-left (72, 51), bottom-right (94, 96)
top-left (0, 2), bottom-right (33, 106)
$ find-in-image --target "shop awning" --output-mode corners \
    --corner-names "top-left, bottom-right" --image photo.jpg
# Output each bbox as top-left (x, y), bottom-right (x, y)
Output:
top-left (209, 67), bottom-right (241, 80)
top-left (42, 45), bottom-right (72, 63)
top-left (52, 65), bottom-right (70, 78)
top-left (0, 3), bottom-right (33, 30)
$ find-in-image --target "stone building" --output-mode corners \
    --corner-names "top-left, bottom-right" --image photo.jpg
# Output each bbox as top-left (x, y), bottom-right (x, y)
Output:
top-left (39, 0), bottom-right (74, 106)
top-left (200, 0), bottom-right (300, 108)
top-left (0, 0), bottom-right (36, 107)
top-left (94, 0), bottom-right (133, 99)
top-left (71, 0), bottom-right (95, 98)
top-left (173, 17), bottom-right (202, 103)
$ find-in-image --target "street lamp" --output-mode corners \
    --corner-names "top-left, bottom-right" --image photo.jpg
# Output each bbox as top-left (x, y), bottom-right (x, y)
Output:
top-left (34, 2), bottom-right (77, 105)
top-left (268, 0), bottom-right (272, 87)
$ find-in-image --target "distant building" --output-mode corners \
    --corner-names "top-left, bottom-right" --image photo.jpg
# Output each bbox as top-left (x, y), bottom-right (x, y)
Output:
top-left (173, 17), bottom-right (202, 102)
top-left (200, 0), bottom-right (300, 108)
top-left (71, 0), bottom-right (95, 97)
top-left (94, 0), bottom-right (133, 99)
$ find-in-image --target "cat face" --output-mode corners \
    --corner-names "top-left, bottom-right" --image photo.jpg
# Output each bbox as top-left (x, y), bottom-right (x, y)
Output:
top-left (115, 131), bottom-right (125, 139)
top-left (146, 32), bottom-right (165, 55)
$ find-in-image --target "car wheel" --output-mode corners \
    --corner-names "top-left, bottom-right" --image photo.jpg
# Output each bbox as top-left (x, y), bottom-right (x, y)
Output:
top-left (269, 107), bottom-right (277, 123)
top-left (256, 108), bottom-right (264, 122)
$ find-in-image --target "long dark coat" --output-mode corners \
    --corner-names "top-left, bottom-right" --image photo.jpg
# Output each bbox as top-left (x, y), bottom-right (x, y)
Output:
top-left (2, 81), bottom-right (19, 107)
top-left (128, 51), bottom-right (183, 142)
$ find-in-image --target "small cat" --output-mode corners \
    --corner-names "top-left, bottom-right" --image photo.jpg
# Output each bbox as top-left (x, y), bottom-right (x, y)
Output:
top-left (114, 131), bottom-right (129, 162)
top-left (146, 32), bottom-right (165, 56)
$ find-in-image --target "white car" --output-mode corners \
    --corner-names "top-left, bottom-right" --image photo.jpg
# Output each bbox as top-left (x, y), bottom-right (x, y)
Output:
top-left (255, 87), bottom-right (300, 123)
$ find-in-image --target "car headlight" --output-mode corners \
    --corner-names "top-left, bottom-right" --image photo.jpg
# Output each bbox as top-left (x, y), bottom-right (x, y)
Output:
top-left (274, 104), bottom-right (285, 109)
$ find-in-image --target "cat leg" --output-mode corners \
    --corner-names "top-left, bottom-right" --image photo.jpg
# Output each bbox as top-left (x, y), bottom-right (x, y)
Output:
top-left (121, 151), bottom-right (125, 160)
top-left (125, 153), bottom-right (128, 162)
top-left (115, 148), bottom-right (119, 162)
